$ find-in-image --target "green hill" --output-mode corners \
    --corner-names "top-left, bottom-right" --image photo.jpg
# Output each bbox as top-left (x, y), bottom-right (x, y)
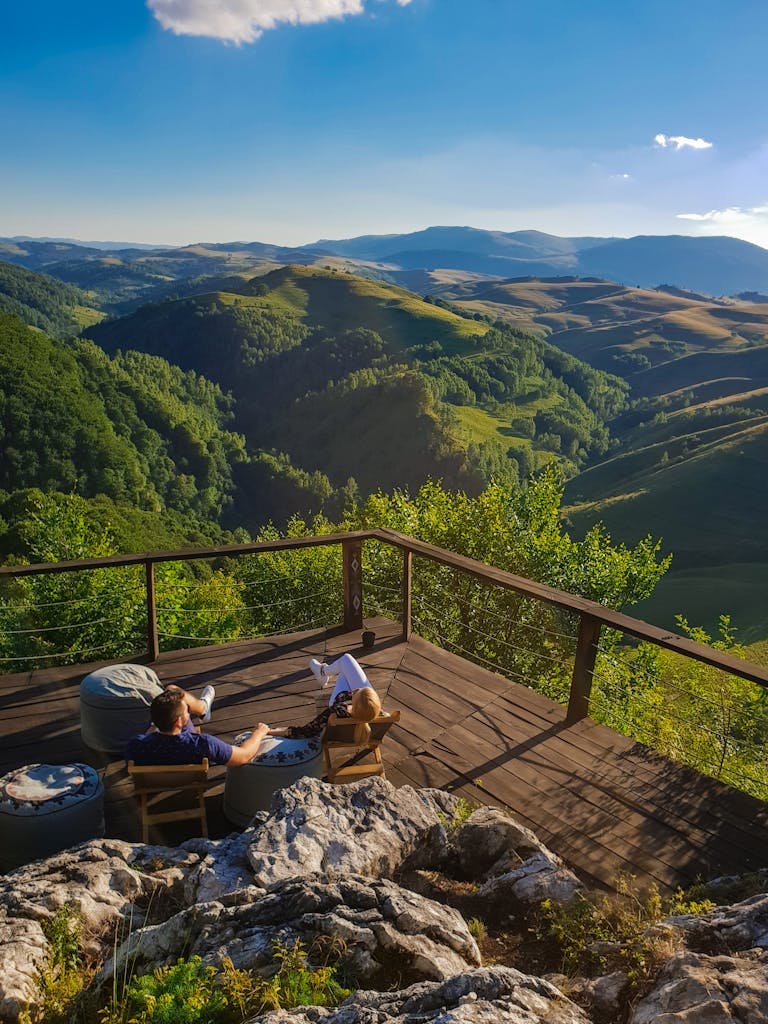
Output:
top-left (0, 260), bottom-right (103, 338)
top-left (86, 265), bottom-right (627, 496)
top-left (439, 276), bottom-right (768, 396)
top-left (0, 313), bottom-right (246, 520)
top-left (436, 277), bottom-right (768, 637)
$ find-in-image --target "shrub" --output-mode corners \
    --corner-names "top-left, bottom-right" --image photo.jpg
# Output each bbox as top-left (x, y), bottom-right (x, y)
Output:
top-left (535, 874), bottom-right (684, 989)
top-left (99, 939), bottom-right (350, 1024)
top-left (20, 905), bottom-right (88, 1024)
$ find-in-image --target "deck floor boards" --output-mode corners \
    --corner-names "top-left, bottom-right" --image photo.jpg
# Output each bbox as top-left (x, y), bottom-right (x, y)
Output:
top-left (1, 617), bottom-right (765, 890)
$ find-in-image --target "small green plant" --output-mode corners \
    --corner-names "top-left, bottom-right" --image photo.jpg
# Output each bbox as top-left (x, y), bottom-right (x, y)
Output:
top-left (437, 796), bottom-right (478, 833)
top-left (466, 917), bottom-right (487, 942)
top-left (535, 874), bottom-right (688, 989)
top-left (667, 887), bottom-right (716, 917)
top-left (20, 904), bottom-right (88, 1024)
top-left (100, 957), bottom-right (228, 1024)
top-left (259, 938), bottom-right (350, 1010)
top-left (99, 939), bottom-right (350, 1024)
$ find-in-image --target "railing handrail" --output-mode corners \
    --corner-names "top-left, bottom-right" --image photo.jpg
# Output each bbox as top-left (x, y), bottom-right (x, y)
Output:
top-left (375, 529), bottom-right (768, 688)
top-left (0, 531), bottom-right (378, 577)
top-left (2, 526), bottom-right (767, 692)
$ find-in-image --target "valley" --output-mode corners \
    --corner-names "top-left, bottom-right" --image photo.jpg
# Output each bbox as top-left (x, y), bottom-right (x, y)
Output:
top-left (2, 229), bottom-right (767, 639)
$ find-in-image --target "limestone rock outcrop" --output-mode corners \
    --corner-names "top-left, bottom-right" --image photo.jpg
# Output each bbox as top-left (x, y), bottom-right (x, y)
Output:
top-left (102, 874), bottom-right (481, 985)
top-left (250, 966), bottom-right (590, 1024)
top-left (630, 948), bottom-right (768, 1023)
top-left (454, 808), bottom-right (582, 909)
top-left (246, 777), bottom-right (458, 886)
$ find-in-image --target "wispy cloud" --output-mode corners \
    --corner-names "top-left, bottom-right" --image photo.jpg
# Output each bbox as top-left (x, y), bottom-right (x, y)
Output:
top-left (654, 133), bottom-right (713, 151)
top-left (676, 204), bottom-right (768, 247)
top-left (147, 0), bottom-right (412, 44)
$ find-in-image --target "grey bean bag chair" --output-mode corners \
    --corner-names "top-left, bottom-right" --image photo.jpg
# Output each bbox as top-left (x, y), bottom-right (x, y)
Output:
top-left (80, 663), bottom-right (163, 753)
top-left (223, 732), bottom-right (324, 826)
top-left (0, 762), bottom-right (104, 872)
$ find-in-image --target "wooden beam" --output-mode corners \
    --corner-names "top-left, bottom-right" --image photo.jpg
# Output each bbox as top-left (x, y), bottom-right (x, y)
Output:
top-left (145, 560), bottom-right (159, 662)
top-left (342, 538), bottom-right (363, 632)
top-left (402, 549), bottom-right (413, 641)
top-left (567, 614), bottom-right (601, 724)
top-left (374, 528), bottom-right (768, 688)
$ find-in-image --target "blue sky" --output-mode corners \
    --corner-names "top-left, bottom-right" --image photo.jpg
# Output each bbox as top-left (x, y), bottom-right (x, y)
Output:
top-left (2, 0), bottom-right (768, 247)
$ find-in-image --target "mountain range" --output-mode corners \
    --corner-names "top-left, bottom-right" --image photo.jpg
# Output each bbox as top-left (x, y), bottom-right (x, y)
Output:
top-left (5, 227), bottom-right (768, 307)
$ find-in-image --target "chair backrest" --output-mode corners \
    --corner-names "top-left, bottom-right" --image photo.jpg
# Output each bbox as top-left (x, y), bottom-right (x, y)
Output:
top-left (127, 759), bottom-right (209, 842)
top-left (127, 759), bottom-right (209, 791)
top-left (324, 711), bottom-right (401, 746)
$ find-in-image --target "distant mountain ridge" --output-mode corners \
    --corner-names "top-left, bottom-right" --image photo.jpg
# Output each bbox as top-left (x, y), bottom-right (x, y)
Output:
top-left (6, 227), bottom-right (768, 302)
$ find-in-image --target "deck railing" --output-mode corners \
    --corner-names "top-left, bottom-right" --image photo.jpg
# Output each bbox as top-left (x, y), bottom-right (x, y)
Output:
top-left (3, 528), bottom-right (767, 691)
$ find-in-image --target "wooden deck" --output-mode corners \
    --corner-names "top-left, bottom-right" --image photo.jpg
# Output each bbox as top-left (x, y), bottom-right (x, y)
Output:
top-left (2, 617), bottom-right (766, 891)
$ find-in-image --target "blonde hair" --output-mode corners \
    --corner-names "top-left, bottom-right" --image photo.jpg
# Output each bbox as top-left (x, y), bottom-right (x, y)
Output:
top-left (351, 687), bottom-right (381, 744)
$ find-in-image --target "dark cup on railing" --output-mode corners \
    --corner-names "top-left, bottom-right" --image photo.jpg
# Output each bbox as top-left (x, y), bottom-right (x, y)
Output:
top-left (362, 630), bottom-right (376, 649)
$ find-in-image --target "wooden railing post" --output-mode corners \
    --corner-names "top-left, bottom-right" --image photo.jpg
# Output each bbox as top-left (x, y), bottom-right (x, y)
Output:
top-left (566, 613), bottom-right (601, 724)
top-left (342, 538), bottom-right (363, 632)
top-left (145, 560), bottom-right (159, 662)
top-left (402, 549), bottom-right (413, 641)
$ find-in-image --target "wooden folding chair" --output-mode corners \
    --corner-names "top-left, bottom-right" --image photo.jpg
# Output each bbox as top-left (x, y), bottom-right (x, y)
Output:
top-left (127, 759), bottom-right (209, 843)
top-left (322, 711), bottom-right (401, 784)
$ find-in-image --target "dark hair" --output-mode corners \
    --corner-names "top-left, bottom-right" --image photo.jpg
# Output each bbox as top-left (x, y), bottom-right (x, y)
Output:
top-left (150, 690), bottom-right (186, 732)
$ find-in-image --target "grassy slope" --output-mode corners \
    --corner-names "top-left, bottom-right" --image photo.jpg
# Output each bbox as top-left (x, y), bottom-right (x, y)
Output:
top-left (566, 422), bottom-right (768, 636)
top-left (259, 265), bottom-right (489, 352)
top-left (445, 278), bottom-right (768, 638)
top-left (441, 277), bottom-right (768, 396)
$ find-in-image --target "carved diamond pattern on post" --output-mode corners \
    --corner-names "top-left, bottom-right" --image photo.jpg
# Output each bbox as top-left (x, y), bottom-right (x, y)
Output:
top-left (353, 595), bottom-right (361, 611)
top-left (351, 556), bottom-right (360, 575)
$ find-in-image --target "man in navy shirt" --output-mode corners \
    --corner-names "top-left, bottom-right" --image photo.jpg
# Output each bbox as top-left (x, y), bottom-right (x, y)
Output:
top-left (126, 685), bottom-right (268, 767)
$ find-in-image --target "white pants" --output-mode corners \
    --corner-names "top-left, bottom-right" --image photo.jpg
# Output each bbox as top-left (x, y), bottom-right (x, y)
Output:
top-left (326, 653), bottom-right (372, 706)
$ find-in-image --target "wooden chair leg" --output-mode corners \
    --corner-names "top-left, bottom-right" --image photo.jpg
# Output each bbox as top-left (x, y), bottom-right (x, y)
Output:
top-left (199, 793), bottom-right (208, 838)
top-left (140, 795), bottom-right (150, 843)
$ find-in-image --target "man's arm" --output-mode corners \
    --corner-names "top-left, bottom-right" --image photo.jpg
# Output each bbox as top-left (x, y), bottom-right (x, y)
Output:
top-left (227, 723), bottom-right (270, 766)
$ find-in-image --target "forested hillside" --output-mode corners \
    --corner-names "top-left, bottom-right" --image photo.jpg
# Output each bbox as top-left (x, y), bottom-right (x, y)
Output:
top-left (86, 265), bottom-right (627, 495)
top-left (0, 261), bottom-right (102, 338)
top-left (424, 275), bottom-right (768, 635)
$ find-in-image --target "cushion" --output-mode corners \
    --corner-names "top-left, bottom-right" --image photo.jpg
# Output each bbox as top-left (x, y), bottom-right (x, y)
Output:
top-left (80, 663), bottom-right (164, 753)
top-left (223, 731), bottom-right (324, 826)
top-left (0, 763), bottom-right (105, 872)
top-left (236, 732), bottom-right (323, 766)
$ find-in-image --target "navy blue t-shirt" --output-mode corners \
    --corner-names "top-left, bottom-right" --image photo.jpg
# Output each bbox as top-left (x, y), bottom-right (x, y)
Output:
top-left (126, 721), bottom-right (233, 766)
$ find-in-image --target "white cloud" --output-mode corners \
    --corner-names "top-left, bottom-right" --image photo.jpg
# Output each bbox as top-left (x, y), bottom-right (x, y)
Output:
top-left (677, 207), bottom-right (754, 224)
top-left (147, 0), bottom-right (412, 44)
top-left (654, 132), bottom-right (713, 151)
top-left (676, 204), bottom-right (768, 247)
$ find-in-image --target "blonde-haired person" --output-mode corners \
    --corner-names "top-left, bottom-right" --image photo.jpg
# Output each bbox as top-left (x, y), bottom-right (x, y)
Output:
top-left (267, 653), bottom-right (381, 742)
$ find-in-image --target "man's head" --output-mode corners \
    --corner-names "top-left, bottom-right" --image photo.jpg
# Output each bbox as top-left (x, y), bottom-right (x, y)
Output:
top-left (150, 690), bottom-right (188, 733)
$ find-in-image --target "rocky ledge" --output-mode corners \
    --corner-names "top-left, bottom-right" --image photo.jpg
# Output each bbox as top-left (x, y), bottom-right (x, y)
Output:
top-left (1, 776), bottom-right (766, 1024)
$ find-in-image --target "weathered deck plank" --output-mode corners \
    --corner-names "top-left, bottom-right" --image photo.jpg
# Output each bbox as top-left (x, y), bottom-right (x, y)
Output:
top-left (0, 618), bottom-right (765, 890)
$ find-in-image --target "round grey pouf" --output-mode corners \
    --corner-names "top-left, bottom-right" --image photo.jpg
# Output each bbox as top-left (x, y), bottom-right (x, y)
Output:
top-left (80, 663), bottom-right (164, 753)
top-left (223, 733), bottom-right (325, 826)
top-left (0, 763), bottom-right (105, 873)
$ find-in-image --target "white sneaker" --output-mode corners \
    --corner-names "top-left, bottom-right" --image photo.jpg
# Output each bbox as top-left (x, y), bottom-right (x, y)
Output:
top-left (200, 685), bottom-right (215, 723)
top-left (308, 658), bottom-right (330, 689)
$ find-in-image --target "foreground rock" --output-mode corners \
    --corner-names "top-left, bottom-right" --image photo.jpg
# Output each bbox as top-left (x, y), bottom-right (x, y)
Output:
top-left (454, 808), bottom-right (582, 910)
top-left (630, 949), bottom-right (768, 1023)
top-left (247, 777), bottom-right (458, 886)
top-left (252, 967), bottom-right (590, 1024)
top-left (103, 874), bottom-right (481, 985)
top-left (0, 839), bottom-right (195, 1021)
top-left (666, 891), bottom-right (768, 953)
